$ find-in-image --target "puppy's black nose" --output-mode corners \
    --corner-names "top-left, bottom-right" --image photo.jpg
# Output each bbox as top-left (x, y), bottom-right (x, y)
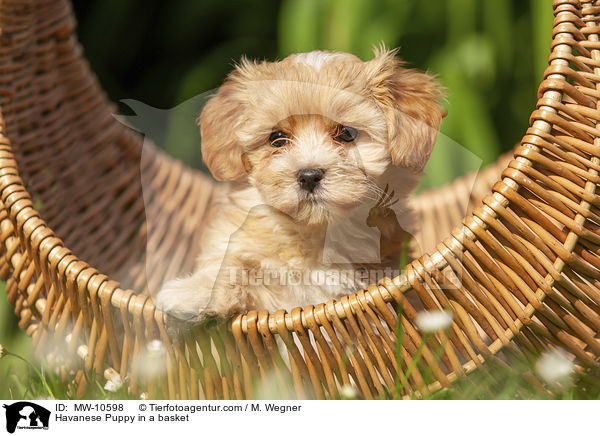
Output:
top-left (297, 168), bottom-right (324, 193)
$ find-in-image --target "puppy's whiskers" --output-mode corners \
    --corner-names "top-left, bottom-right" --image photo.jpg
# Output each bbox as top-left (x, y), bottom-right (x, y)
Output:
top-left (363, 178), bottom-right (387, 203)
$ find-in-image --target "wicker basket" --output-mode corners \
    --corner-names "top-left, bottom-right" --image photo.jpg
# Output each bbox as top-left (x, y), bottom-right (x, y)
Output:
top-left (1, 0), bottom-right (599, 399)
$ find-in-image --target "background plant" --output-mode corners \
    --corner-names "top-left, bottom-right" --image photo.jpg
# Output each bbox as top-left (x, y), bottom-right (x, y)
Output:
top-left (73, 0), bottom-right (552, 185)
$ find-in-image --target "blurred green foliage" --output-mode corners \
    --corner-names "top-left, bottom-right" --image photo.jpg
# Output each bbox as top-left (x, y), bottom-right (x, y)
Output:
top-left (0, 282), bottom-right (37, 398)
top-left (72, 0), bottom-right (553, 186)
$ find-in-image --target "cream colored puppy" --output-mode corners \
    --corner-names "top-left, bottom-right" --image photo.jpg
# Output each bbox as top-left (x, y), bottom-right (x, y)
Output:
top-left (156, 47), bottom-right (444, 326)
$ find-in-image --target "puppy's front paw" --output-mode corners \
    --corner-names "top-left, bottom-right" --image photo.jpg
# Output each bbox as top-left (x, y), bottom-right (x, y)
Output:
top-left (156, 286), bottom-right (210, 322)
top-left (155, 280), bottom-right (218, 336)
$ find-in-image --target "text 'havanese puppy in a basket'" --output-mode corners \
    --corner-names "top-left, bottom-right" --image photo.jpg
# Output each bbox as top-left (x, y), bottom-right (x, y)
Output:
top-left (156, 46), bottom-right (445, 331)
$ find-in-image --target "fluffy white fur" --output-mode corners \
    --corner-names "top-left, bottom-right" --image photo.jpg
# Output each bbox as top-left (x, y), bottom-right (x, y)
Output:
top-left (156, 47), bottom-right (444, 325)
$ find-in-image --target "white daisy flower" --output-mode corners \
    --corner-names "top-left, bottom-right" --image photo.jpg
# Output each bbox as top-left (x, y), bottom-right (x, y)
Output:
top-left (135, 340), bottom-right (167, 379)
top-left (0, 344), bottom-right (5, 359)
top-left (340, 384), bottom-right (358, 399)
top-left (415, 310), bottom-right (453, 333)
top-left (536, 349), bottom-right (574, 383)
top-left (104, 375), bottom-right (123, 392)
top-left (147, 339), bottom-right (165, 355)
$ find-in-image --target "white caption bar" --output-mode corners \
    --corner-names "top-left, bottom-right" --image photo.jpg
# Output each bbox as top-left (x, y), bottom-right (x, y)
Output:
top-left (0, 400), bottom-right (596, 436)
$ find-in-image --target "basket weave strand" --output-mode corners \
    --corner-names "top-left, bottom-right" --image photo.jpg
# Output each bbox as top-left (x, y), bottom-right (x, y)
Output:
top-left (0, 0), bottom-right (599, 399)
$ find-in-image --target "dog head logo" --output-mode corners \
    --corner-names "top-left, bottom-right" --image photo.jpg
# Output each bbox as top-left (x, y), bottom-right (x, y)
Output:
top-left (3, 402), bottom-right (50, 433)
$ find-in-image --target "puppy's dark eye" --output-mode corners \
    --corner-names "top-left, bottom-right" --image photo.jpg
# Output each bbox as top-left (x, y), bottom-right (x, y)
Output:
top-left (269, 131), bottom-right (290, 147)
top-left (334, 125), bottom-right (359, 143)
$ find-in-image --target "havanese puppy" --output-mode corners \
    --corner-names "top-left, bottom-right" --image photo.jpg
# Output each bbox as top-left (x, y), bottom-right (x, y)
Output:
top-left (156, 46), bottom-right (445, 327)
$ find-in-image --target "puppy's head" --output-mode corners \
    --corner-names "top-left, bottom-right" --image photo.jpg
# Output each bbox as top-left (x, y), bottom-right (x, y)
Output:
top-left (199, 47), bottom-right (445, 225)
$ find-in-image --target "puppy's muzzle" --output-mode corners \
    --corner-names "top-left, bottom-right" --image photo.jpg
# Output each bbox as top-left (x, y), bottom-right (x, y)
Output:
top-left (297, 168), bottom-right (324, 193)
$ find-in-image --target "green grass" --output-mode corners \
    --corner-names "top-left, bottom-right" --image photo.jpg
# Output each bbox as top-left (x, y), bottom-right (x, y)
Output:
top-left (0, 282), bottom-right (130, 400)
top-left (0, 281), bottom-right (35, 399)
top-left (2, 337), bottom-right (599, 400)
top-left (0, 348), bottom-right (137, 400)
top-left (424, 356), bottom-right (600, 400)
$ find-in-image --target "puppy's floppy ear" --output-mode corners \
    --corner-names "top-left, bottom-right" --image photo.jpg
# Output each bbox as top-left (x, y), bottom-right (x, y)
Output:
top-left (199, 75), bottom-right (247, 181)
top-left (367, 47), bottom-right (445, 172)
